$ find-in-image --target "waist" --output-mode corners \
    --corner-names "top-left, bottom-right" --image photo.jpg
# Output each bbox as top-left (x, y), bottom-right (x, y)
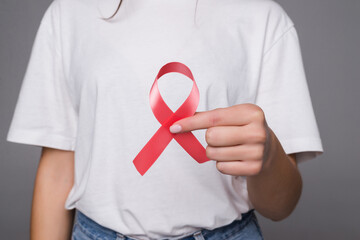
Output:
top-left (72, 208), bottom-right (261, 240)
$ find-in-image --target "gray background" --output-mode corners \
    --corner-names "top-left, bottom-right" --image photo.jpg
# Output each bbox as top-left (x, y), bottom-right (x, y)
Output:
top-left (1, 0), bottom-right (359, 239)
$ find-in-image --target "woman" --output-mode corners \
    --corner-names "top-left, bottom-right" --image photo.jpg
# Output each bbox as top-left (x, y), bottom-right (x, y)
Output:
top-left (6, 0), bottom-right (324, 239)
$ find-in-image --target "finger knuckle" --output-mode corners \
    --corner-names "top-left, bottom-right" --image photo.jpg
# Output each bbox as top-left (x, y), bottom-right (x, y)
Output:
top-left (249, 161), bottom-right (263, 175)
top-left (242, 103), bottom-right (254, 109)
top-left (216, 161), bottom-right (226, 173)
top-left (205, 127), bottom-right (216, 145)
top-left (251, 105), bottom-right (265, 122)
top-left (210, 108), bottom-right (222, 127)
top-left (251, 129), bottom-right (267, 143)
top-left (206, 145), bottom-right (216, 159)
top-left (253, 145), bottom-right (265, 160)
top-left (205, 128), bottom-right (212, 144)
top-left (234, 104), bottom-right (244, 111)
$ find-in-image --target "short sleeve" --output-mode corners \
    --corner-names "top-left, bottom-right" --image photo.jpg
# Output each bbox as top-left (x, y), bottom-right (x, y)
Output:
top-left (255, 25), bottom-right (324, 163)
top-left (6, 1), bottom-right (78, 151)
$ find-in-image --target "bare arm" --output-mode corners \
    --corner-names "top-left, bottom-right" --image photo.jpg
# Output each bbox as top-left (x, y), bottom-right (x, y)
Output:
top-left (169, 104), bottom-right (303, 221)
top-left (247, 127), bottom-right (302, 221)
top-left (30, 147), bottom-right (75, 240)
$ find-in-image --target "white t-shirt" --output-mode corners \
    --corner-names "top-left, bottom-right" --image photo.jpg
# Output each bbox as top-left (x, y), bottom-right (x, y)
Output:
top-left (6, 0), bottom-right (324, 239)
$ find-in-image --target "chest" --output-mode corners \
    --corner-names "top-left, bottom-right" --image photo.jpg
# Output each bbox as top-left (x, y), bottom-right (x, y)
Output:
top-left (67, 2), bottom-right (258, 113)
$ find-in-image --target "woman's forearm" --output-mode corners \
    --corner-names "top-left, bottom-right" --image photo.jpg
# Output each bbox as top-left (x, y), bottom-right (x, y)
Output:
top-left (247, 127), bottom-right (302, 221)
top-left (30, 148), bottom-right (75, 240)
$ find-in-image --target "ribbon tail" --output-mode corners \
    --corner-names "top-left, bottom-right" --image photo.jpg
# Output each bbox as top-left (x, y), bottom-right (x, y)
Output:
top-left (133, 126), bottom-right (173, 175)
top-left (174, 132), bottom-right (209, 164)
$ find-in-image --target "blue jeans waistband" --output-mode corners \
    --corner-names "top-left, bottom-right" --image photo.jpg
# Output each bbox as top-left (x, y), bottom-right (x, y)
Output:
top-left (72, 208), bottom-right (263, 240)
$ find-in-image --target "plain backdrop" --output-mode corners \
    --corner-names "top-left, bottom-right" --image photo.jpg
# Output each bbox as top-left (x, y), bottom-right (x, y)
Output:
top-left (1, 0), bottom-right (359, 239)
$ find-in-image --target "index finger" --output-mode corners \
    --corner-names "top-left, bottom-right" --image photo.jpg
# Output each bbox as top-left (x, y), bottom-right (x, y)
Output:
top-left (169, 104), bottom-right (253, 133)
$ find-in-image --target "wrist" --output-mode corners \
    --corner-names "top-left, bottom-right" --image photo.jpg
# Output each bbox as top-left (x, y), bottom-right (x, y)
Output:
top-left (261, 126), bottom-right (278, 173)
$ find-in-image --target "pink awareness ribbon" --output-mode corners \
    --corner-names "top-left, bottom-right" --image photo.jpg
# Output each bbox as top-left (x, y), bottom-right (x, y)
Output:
top-left (133, 62), bottom-right (210, 175)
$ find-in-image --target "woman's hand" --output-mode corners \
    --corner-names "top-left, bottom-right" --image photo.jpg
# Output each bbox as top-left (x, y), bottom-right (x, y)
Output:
top-left (169, 103), bottom-right (302, 221)
top-left (169, 103), bottom-right (273, 176)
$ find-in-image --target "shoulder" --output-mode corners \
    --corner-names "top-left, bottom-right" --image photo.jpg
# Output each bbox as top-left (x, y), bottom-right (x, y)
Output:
top-left (220, 0), bottom-right (296, 51)
top-left (223, 0), bottom-right (294, 27)
top-left (226, 0), bottom-right (292, 16)
top-left (41, 0), bottom-right (100, 34)
top-left (44, 0), bottom-right (97, 20)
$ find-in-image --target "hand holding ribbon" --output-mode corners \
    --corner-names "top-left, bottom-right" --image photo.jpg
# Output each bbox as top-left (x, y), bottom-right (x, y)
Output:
top-left (133, 62), bottom-right (209, 176)
top-left (169, 104), bottom-right (275, 177)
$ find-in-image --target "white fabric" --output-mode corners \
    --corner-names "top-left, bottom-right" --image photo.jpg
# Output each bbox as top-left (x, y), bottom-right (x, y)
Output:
top-left (6, 0), bottom-right (324, 239)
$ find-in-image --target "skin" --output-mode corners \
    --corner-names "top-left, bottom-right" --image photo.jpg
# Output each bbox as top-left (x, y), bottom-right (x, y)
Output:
top-left (31, 147), bottom-right (75, 240)
top-left (169, 103), bottom-right (302, 221)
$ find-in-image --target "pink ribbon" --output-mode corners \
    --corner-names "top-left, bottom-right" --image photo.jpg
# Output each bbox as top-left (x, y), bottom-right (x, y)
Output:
top-left (133, 62), bottom-right (210, 175)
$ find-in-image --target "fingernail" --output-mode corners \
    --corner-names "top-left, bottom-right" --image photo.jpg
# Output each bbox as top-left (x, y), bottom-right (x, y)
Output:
top-left (169, 124), bottom-right (182, 133)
